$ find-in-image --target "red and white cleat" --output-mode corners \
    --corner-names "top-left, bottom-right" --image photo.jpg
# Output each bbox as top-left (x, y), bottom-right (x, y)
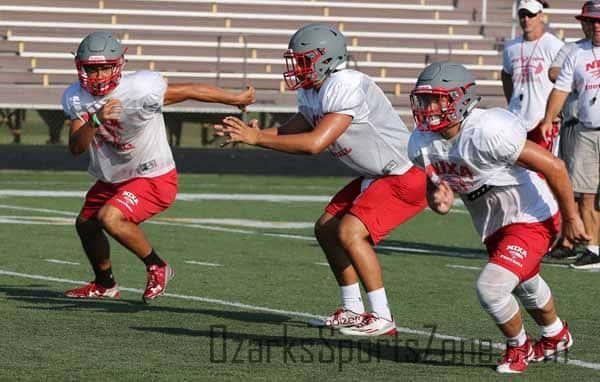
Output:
top-left (532, 321), bottom-right (573, 362)
top-left (64, 281), bottom-right (121, 299)
top-left (338, 313), bottom-right (397, 337)
top-left (496, 338), bottom-right (534, 374)
top-left (143, 263), bottom-right (175, 303)
top-left (308, 308), bottom-right (366, 329)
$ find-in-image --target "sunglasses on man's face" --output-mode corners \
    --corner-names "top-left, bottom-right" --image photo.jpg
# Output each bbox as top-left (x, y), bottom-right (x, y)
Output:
top-left (581, 17), bottom-right (600, 24)
top-left (518, 11), bottom-right (540, 19)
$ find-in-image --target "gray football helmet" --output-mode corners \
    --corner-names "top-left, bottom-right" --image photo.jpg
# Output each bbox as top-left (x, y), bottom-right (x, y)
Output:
top-left (283, 23), bottom-right (348, 90)
top-left (410, 61), bottom-right (479, 132)
top-left (75, 31), bottom-right (125, 96)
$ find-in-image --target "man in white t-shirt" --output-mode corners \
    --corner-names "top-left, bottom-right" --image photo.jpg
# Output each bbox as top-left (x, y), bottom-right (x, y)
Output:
top-left (502, 0), bottom-right (563, 151)
top-left (545, 9), bottom-right (592, 260)
top-left (408, 61), bottom-right (589, 373)
top-left (61, 31), bottom-right (255, 303)
top-left (539, 0), bottom-right (600, 269)
top-left (215, 23), bottom-right (427, 336)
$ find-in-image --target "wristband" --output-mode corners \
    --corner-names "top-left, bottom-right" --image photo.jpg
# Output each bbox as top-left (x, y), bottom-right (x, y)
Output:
top-left (90, 113), bottom-right (101, 128)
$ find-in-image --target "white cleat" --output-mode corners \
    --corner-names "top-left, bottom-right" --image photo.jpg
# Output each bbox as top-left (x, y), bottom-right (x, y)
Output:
top-left (308, 308), bottom-right (366, 329)
top-left (338, 313), bottom-right (397, 337)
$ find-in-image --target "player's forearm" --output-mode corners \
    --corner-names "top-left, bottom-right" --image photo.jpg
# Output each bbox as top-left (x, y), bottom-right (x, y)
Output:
top-left (164, 84), bottom-right (241, 106)
top-left (256, 131), bottom-right (324, 155)
top-left (543, 158), bottom-right (580, 222)
top-left (542, 89), bottom-right (568, 123)
top-left (68, 118), bottom-right (96, 156)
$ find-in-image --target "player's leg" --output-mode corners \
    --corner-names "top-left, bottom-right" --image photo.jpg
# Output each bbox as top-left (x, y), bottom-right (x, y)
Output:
top-left (514, 275), bottom-right (572, 362)
top-left (338, 167), bottom-right (427, 337)
top-left (475, 263), bottom-right (531, 374)
top-left (65, 181), bottom-right (120, 299)
top-left (310, 178), bottom-right (366, 328)
top-left (99, 170), bottom-right (178, 302)
top-left (97, 205), bottom-right (152, 258)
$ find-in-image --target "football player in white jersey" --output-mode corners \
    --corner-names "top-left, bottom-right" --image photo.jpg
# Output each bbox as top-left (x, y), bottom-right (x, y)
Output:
top-left (408, 62), bottom-right (589, 373)
top-left (501, 0), bottom-right (563, 152)
top-left (61, 31), bottom-right (255, 303)
top-left (214, 23), bottom-right (427, 336)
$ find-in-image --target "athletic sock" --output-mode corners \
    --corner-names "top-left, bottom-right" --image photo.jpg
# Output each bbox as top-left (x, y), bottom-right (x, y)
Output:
top-left (367, 287), bottom-right (392, 321)
top-left (587, 245), bottom-right (599, 256)
top-left (340, 283), bottom-right (365, 313)
top-left (142, 249), bottom-right (167, 268)
top-left (541, 317), bottom-right (564, 338)
top-left (507, 326), bottom-right (527, 347)
top-left (93, 266), bottom-right (116, 288)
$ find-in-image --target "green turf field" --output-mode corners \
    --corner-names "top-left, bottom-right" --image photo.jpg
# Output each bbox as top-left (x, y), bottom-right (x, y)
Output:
top-left (0, 170), bottom-right (598, 381)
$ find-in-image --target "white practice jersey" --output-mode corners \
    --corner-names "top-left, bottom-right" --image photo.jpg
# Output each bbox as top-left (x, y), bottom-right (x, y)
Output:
top-left (551, 39), bottom-right (587, 122)
top-left (503, 32), bottom-right (563, 128)
top-left (408, 108), bottom-right (558, 240)
top-left (555, 40), bottom-right (600, 128)
top-left (297, 69), bottom-right (413, 177)
top-left (62, 70), bottom-right (175, 183)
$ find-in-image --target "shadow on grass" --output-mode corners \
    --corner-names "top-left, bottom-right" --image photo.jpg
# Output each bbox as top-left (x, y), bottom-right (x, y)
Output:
top-left (302, 238), bottom-right (488, 261)
top-left (131, 325), bottom-right (498, 369)
top-left (0, 284), bottom-right (292, 325)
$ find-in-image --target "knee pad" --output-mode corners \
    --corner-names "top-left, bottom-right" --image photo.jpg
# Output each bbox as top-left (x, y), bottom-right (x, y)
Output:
top-left (476, 263), bottom-right (520, 324)
top-left (514, 274), bottom-right (552, 310)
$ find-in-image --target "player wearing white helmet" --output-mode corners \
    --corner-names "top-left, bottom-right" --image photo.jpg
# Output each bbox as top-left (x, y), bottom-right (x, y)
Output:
top-left (215, 23), bottom-right (428, 336)
top-left (408, 61), bottom-right (589, 373)
top-left (62, 31), bottom-right (255, 303)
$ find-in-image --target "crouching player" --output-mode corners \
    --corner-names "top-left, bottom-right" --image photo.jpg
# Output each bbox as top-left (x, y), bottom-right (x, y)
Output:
top-left (62, 31), bottom-right (255, 303)
top-left (408, 61), bottom-right (589, 373)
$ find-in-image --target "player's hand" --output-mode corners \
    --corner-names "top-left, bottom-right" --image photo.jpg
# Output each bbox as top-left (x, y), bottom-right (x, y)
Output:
top-left (234, 86), bottom-right (256, 112)
top-left (98, 98), bottom-right (123, 122)
top-left (428, 180), bottom-right (454, 215)
top-left (214, 117), bottom-right (260, 147)
top-left (562, 214), bottom-right (592, 245)
top-left (536, 120), bottom-right (555, 143)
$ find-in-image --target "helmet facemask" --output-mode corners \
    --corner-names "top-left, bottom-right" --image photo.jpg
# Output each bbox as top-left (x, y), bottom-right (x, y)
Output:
top-left (410, 84), bottom-right (474, 133)
top-left (76, 56), bottom-right (125, 96)
top-left (283, 48), bottom-right (326, 90)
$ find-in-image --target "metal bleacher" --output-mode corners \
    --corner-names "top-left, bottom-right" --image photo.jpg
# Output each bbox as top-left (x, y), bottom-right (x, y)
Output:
top-left (0, 0), bottom-right (586, 132)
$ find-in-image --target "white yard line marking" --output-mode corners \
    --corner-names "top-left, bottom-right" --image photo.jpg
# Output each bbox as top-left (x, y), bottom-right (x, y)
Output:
top-left (446, 264), bottom-right (481, 270)
top-left (314, 262), bottom-right (330, 266)
top-left (0, 204), bottom-right (584, 272)
top-left (0, 190), bottom-right (469, 213)
top-left (0, 190), bottom-right (330, 203)
top-left (158, 217), bottom-right (314, 229)
top-left (0, 268), bottom-right (598, 370)
top-left (185, 261), bottom-right (223, 267)
top-left (45, 259), bottom-right (80, 265)
top-left (0, 204), bottom-right (77, 216)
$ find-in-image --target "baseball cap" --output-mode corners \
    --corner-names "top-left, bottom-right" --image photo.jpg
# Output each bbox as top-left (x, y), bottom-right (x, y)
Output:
top-left (518, 0), bottom-right (544, 14)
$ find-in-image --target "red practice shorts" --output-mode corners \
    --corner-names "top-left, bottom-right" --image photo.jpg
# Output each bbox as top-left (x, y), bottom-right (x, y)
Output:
top-left (325, 166), bottom-right (427, 244)
top-left (80, 169), bottom-right (178, 224)
top-left (527, 121), bottom-right (559, 152)
top-left (484, 213), bottom-right (560, 281)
